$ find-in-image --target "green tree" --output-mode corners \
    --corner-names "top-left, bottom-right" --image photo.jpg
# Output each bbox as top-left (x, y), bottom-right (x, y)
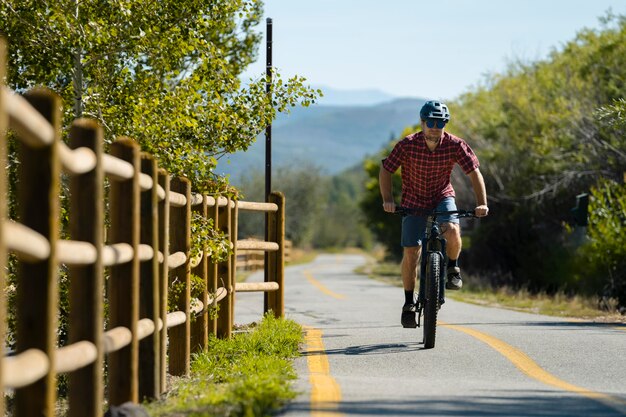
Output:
top-left (357, 12), bottom-right (626, 303)
top-left (359, 137), bottom-right (405, 261)
top-left (0, 0), bottom-right (322, 354)
top-left (572, 98), bottom-right (626, 309)
top-left (574, 179), bottom-right (626, 310)
top-left (448, 12), bottom-right (626, 296)
top-left (0, 0), bottom-right (320, 191)
top-left (237, 162), bottom-right (373, 250)
top-left (312, 166), bottom-right (374, 250)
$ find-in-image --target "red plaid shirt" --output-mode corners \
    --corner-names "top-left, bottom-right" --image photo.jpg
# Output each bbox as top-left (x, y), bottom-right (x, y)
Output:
top-left (382, 131), bottom-right (479, 209)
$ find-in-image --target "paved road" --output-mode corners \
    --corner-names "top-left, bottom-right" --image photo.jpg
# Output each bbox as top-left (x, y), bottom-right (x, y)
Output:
top-left (235, 254), bottom-right (626, 417)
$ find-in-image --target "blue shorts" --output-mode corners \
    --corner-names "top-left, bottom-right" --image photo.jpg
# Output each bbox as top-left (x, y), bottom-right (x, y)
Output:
top-left (401, 197), bottom-right (458, 247)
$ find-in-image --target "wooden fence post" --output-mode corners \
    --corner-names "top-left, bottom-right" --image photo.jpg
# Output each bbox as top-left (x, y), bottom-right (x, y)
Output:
top-left (230, 200), bottom-right (239, 327)
top-left (169, 177), bottom-right (191, 375)
top-left (108, 138), bottom-right (141, 405)
top-left (267, 192), bottom-right (285, 318)
top-left (15, 89), bottom-right (61, 417)
top-left (68, 119), bottom-right (104, 417)
top-left (0, 37), bottom-right (7, 417)
top-left (216, 198), bottom-right (232, 338)
top-left (138, 154), bottom-right (160, 400)
top-left (207, 198), bottom-right (219, 337)
top-left (190, 196), bottom-right (209, 353)
top-left (157, 170), bottom-right (170, 393)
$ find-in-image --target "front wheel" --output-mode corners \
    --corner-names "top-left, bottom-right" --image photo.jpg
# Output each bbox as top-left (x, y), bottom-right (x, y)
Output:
top-left (423, 252), bottom-right (441, 349)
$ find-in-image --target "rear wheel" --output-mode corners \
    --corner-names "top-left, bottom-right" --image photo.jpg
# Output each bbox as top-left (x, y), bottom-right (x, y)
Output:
top-left (423, 252), bottom-right (441, 349)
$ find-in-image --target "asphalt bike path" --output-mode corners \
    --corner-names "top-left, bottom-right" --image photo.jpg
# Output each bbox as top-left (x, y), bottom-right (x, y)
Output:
top-left (235, 254), bottom-right (626, 417)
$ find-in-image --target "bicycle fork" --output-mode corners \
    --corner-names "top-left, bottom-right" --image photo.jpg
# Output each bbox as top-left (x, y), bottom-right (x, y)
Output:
top-left (416, 250), bottom-right (447, 328)
top-left (415, 254), bottom-right (425, 328)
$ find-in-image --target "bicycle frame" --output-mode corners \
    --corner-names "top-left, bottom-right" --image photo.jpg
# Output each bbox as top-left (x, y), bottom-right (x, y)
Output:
top-left (394, 207), bottom-right (475, 329)
top-left (416, 213), bottom-right (448, 326)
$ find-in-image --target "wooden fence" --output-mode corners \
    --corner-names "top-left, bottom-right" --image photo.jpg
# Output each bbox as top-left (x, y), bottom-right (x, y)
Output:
top-left (236, 239), bottom-right (292, 270)
top-left (0, 39), bottom-right (286, 417)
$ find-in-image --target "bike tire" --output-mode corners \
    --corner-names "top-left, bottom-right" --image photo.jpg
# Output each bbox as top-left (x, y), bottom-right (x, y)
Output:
top-left (423, 252), bottom-right (441, 349)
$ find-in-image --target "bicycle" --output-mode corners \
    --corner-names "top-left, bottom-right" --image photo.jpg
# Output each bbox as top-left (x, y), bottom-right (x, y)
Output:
top-left (394, 207), bottom-right (476, 349)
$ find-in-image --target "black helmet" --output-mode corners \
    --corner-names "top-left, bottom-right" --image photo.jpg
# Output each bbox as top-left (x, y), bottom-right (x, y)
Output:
top-left (420, 101), bottom-right (450, 122)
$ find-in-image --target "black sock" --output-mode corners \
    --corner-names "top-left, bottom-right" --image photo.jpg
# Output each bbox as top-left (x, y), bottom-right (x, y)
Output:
top-left (448, 258), bottom-right (459, 268)
top-left (404, 290), bottom-right (414, 305)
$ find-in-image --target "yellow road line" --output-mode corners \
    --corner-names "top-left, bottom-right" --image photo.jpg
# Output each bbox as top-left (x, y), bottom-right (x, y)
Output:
top-left (442, 322), bottom-right (626, 414)
top-left (304, 326), bottom-right (344, 417)
top-left (304, 270), bottom-right (346, 300)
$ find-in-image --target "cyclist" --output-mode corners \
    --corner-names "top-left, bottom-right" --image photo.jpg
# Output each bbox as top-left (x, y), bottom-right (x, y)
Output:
top-left (379, 100), bottom-right (489, 328)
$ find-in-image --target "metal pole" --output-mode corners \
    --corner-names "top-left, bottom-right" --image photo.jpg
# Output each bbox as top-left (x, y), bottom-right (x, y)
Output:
top-left (264, 18), bottom-right (273, 312)
top-left (265, 17), bottom-right (273, 202)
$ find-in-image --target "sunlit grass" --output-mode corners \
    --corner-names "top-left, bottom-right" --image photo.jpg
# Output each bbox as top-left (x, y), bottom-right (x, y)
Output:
top-left (361, 259), bottom-right (624, 322)
top-left (146, 314), bottom-right (303, 417)
top-left (286, 247), bottom-right (318, 265)
top-left (450, 285), bottom-right (621, 321)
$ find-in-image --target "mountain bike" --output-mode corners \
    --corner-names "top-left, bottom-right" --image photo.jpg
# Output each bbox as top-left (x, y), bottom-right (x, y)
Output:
top-left (394, 207), bottom-right (476, 349)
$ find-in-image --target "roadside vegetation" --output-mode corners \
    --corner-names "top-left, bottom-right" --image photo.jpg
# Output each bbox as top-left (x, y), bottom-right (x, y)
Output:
top-left (239, 11), bottom-right (625, 316)
top-left (145, 314), bottom-right (303, 417)
top-left (357, 12), bottom-right (626, 315)
top-left (1, 0), bottom-right (320, 351)
top-left (359, 259), bottom-right (625, 322)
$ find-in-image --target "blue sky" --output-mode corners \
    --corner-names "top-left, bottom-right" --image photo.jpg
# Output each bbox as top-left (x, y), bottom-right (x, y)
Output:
top-left (243, 0), bottom-right (625, 101)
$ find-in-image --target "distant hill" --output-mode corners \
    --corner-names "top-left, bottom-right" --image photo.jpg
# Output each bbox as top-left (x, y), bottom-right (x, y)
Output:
top-left (216, 96), bottom-right (427, 184)
top-left (313, 85), bottom-right (397, 106)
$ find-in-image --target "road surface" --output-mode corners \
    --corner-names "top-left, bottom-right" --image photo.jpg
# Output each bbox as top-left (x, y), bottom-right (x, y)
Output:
top-left (235, 253), bottom-right (626, 417)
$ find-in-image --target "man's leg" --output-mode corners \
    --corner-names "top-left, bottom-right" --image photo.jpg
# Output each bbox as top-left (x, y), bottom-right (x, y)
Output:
top-left (400, 214), bottom-right (425, 327)
top-left (401, 246), bottom-right (421, 327)
top-left (402, 246), bottom-right (421, 293)
top-left (441, 223), bottom-right (463, 289)
top-left (441, 223), bottom-right (461, 260)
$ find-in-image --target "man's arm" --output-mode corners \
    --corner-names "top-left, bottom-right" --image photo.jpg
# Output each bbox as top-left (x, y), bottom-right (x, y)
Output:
top-left (379, 166), bottom-right (396, 212)
top-left (468, 168), bottom-right (489, 217)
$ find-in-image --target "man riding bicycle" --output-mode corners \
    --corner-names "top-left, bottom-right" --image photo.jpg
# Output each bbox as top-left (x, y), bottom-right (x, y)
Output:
top-left (379, 100), bottom-right (489, 328)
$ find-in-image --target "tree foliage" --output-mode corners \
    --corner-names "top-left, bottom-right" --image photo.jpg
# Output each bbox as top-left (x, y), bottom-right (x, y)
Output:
top-left (312, 165), bottom-right (373, 250)
top-left (0, 0), bottom-right (320, 192)
top-left (236, 161), bottom-right (373, 250)
top-left (448, 13), bottom-right (626, 298)
top-left (358, 12), bottom-right (626, 308)
top-left (577, 179), bottom-right (626, 308)
top-left (360, 139), bottom-right (404, 260)
top-left (0, 0), bottom-right (322, 353)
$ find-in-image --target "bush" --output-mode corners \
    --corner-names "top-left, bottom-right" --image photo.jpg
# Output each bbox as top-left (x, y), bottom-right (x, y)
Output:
top-left (574, 179), bottom-right (626, 311)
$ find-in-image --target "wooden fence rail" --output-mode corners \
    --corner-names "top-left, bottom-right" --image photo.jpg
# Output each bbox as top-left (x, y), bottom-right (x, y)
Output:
top-left (0, 39), bottom-right (286, 417)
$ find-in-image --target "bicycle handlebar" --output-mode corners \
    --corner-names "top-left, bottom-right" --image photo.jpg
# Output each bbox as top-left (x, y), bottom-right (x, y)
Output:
top-left (393, 206), bottom-right (476, 218)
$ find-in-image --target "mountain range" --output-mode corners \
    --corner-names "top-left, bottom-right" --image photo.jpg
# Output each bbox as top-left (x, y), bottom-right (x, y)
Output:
top-left (216, 89), bottom-right (426, 184)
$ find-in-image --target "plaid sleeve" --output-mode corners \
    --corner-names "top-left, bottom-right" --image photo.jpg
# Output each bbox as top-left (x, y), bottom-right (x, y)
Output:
top-left (456, 140), bottom-right (480, 174)
top-left (382, 139), bottom-right (404, 173)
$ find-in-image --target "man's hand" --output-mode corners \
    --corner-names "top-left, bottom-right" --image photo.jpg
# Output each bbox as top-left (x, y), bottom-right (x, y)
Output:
top-left (383, 201), bottom-right (396, 213)
top-left (475, 204), bottom-right (489, 217)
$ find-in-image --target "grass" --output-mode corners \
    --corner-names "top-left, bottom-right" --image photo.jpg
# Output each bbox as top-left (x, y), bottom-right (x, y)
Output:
top-left (145, 313), bottom-right (304, 417)
top-left (449, 286), bottom-right (623, 322)
top-left (286, 247), bottom-right (319, 266)
top-left (360, 258), bottom-right (625, 323)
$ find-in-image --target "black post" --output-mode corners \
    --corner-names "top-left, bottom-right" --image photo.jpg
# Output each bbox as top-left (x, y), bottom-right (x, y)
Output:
top-left (265, 17), bottom-right (273, 201)
top-left (264, 17), bottom-right (273, 312)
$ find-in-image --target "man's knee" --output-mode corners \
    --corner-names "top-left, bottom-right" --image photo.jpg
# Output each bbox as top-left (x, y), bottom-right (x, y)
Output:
top-left (403, 246), bottom-right (421, 263)
top-left (441, 222), bottom-right (460, 237)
